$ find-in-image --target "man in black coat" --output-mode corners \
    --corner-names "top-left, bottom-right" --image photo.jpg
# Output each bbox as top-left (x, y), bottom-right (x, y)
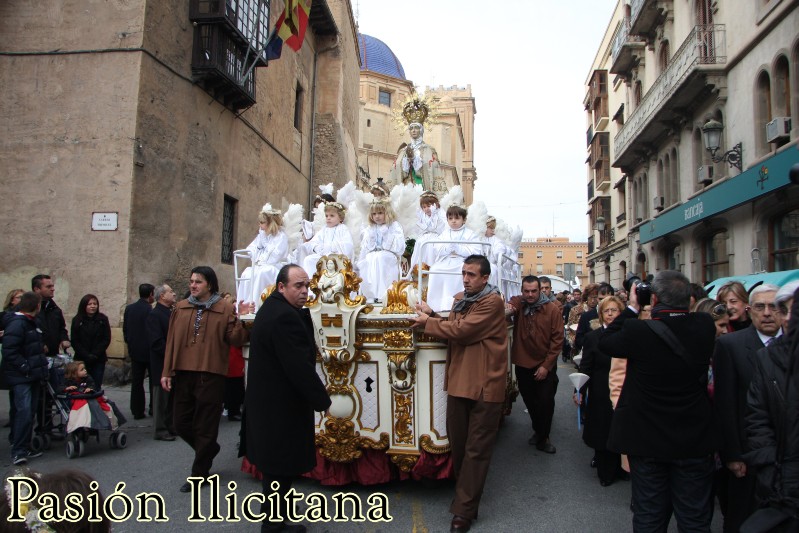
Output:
top-left (245, 264), bottom-right (331, 533)
top-left (146, 283), bottom-right (177, 441)
top-left (1, 292), bottom-right (49, 465)
top-left (124, 283), bottom-right (155, 419)
top-left (31, 274), bottom-right (70, 356)
top-left (599, 270), bottom-right (717, 532)
top-left (714, 283), bottom-right (784, 532)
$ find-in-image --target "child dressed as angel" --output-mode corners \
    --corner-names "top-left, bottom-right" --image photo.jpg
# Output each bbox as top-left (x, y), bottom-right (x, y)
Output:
top-left (425, 205), bottom-right (482, 312)
top-left (296, 201), bottom-right (354, 277)
top-left (237, 203), bottom-right (289, 307)
top-left (409, 191), bottom-right (445, 274)
top-left (357, 200), bottom-right (406, 302)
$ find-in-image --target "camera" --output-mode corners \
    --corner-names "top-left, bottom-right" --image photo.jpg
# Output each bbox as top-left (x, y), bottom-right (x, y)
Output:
top-left (623, 275), bottom-right (652, 307)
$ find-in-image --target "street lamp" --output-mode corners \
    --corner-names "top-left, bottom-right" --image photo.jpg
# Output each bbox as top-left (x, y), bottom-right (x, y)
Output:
top-left (594, 215), bottom-right (606, 232)
top-left (702, 119), bottom-right (742, 171)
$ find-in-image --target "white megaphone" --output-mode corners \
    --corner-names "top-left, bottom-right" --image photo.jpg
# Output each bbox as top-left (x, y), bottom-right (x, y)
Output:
top-left (569, 372), bottom-right (590, 430)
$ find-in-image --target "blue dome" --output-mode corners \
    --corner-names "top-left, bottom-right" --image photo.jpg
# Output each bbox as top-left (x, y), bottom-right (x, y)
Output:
top-left (358, 34), bottom-right (406, 80)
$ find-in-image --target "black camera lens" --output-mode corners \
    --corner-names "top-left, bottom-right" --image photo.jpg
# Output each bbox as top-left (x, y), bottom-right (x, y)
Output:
top-left (623, 276), bottom-right (641, 294)
top-left (636, 282), bottom-right (652, 307)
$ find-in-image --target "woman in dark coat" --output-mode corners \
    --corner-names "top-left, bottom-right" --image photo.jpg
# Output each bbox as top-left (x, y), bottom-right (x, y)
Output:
top-left (70, 294), bottom-right (111, 389)
top-left (580, 295), bottom-right (626, 486)
top-left (744, 287), bottom-right (799, 531)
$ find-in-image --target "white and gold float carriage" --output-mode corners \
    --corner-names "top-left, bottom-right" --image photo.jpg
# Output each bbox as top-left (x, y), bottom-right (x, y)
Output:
top-left (240, 254), bottom-right (518, 485)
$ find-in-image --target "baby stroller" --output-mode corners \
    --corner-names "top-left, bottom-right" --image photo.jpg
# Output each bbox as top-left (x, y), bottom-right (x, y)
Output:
top-left (49, 357), bottom-right (128, 458)
top-left (30, 353), bottom-right (72, 453)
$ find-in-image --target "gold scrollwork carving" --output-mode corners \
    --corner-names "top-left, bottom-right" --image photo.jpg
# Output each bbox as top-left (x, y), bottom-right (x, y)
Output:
top-left (315, 418), bottom-right (390, 463)
top-left (393, 392), bottom-right (414, 444)
top-left (356, 332), bottom-right (383, 345)
top-left (389, 453), bottom-right (420, 473)
top-left (358, 318), bottom-right (414, 329)
top-left (380, 280), bottom-right (416, 314)
top-left (387, 352), bottom-right (416, 392)
top-left (420, 434), bottom-right (451, 454)
top-left (416, 333), bottom-right (444, 343)
top-left (383, 329), bottom-right (413, 349)
top-left (308, 255), bottom-right (366, 306)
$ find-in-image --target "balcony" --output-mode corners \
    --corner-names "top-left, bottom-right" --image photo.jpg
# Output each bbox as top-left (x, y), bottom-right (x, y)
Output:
top-left (595, 160), bottom-right (611, 190)
top-left (590, 132), bottom-right (610, 169)
top-left (610, 18), bottom-right (645, 76)
top-left (589, 71), bottom-right (609, 130)
top-left (192, 24), bottom-right (257, 111)
top-left (190, 0), bottom-right (270, 67)
top-left (614, 25), bottom-right (727, 170)
top-left (630, 0), bottom-right (670, 37)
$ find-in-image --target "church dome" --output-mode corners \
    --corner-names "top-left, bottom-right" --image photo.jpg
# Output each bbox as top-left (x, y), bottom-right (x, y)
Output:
top-left (358, 34), bottom-right (406, 80)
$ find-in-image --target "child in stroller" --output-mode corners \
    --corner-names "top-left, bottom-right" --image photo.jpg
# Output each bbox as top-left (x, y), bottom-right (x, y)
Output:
top-left (61, 362), bottom-right (127, 457)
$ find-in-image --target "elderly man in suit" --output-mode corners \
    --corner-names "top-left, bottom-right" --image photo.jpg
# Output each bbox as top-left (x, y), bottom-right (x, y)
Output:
top-left (599, 270), bottom-right (717, 532)
top-left (245, 264), bottom-right (331, 533)
top-left (714, 283), bottom-right (784, 532)
top-left (411, 254), bottom-right (508, 533)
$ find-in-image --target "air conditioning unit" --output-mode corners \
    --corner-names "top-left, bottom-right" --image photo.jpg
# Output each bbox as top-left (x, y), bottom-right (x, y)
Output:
top-left (653, 196), bottom-right (665, 211)
top-left (766, 117), bottom-right (791, 143)
top-left (698, 165), bottom-right (714, 185)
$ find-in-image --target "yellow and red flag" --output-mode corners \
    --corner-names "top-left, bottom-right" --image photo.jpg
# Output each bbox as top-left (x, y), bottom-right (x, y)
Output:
top-left (265, 0), bottom-right (311, 59)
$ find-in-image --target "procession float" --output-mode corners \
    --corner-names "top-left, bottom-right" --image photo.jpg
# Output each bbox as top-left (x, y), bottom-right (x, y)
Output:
top-left (237, 97), bottom-right (522, 485)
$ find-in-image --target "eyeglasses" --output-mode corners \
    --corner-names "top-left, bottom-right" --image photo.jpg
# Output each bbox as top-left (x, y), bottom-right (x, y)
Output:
top-left (749, 302), bottom-right (779, 313)
top-left (602, 308), bottom-right (620, 314)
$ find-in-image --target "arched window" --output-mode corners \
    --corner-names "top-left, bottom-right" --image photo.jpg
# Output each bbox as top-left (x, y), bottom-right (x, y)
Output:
top-left (658, 41), bottom-right (670, 74)
top-left (605, 263), bottom-right (611, 283)
top-left (664, 154), bottom-right (672, 206)
top-left (634, 81), bottom-right (643, 107)
top-left (641, 172), bottom-right (650, 220)
top-left (703, 230), bottom-right (729, 283)
top-left (619, 260), bottom-right (627, 281)
top-left (774, 55), bottom-right (791, 117)
top-left (693, 128), bottom-right (707, 191)
top-left (636, 251), bottom-right (648, 279)
top-left (670, 147), bottom-right (680, 206)
top-left (755, 71), bottom-right (772, 156)
top-left (771, 209), bottom-right (799, 271)
top-left (656, 159), bottom-right (665, 210)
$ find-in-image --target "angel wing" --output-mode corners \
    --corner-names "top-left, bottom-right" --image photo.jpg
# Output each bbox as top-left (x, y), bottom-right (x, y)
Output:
top-left (389, 183), bottom-right (423, 239)
top-left (439, 185), bottom-right (463, 211)
top-left (283, 203), bottom-right (304, 253)
top-left (510, 225), bottom-right (524, 251)
top-left (495, 217), bottom-right (512, 245)
top-left (465, 200), bottom-right (489, 236)
top-left (336, 181), bottom-right (357, 209)
top-left (319, 182), bottom-right (334, 196)
top-left (312, 202), bottom-right (326, 233)
top-left (345, 188), bottom-right (373, 258)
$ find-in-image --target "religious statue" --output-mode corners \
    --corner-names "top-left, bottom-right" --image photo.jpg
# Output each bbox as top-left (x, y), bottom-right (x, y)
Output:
top-left (389, 98), bottom-right (446, 193)
top-left (318, 258), bottom-right (345, 303)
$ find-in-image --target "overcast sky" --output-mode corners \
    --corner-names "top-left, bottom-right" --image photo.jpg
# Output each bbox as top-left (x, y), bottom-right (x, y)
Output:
top-left (354, 0), bottom-right (617, 242)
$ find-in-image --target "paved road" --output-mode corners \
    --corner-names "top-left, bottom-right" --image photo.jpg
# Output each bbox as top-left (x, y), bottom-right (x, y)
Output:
top-left (0, 363), bottom-right (722, 532)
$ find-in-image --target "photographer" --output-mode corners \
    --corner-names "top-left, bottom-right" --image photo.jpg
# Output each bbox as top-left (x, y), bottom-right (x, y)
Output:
top-left (599, 270), bottom-right (718, 531)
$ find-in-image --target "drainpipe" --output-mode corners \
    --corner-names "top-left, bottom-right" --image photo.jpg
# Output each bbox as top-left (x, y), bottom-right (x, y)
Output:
top-left (308, 34), bottom-right (342, 211)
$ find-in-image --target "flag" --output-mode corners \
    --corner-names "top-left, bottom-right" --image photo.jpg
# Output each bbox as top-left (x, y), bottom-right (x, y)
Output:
top-left (264, 0), bottom-right (311, 59)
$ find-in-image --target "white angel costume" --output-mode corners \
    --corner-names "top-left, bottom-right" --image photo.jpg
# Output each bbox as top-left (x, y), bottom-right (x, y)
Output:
top-left (296, 224), bottom-right (354, 277)
top-left (426, 226), bottom-right (482, 312)
top-left (357, 221), bottom-right (405, 301)
top-left (410, 206), bottom-right (446, 274)
top-left (483, 234), bottom-right (508, 289)
top-left (501, 248), bottom-right (521, 298)
top-left (237, 230), bottom-right (289, 304)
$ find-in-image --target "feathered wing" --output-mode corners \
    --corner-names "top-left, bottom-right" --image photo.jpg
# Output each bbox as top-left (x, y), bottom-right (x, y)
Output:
top-left (336, 181), bottom-right (357, 209)
top-left (390, 183), bottom-right (423, 239)
top-left (439, 185), bottom-right (463, 211)
top-left (283, 203), bottom-right (304, 253)
top-left (510, 225), bottom-right (524, 252)
top-left (495, 217), bottom-right (512, 245)
top-left (465, 200), bottom-right (489, 235)
top-left (312, 202), bottom-right (326, 233)
top-left (319, 182), bottom-right (334, 196)
top-left (346, 188), bottom-right (372, 259)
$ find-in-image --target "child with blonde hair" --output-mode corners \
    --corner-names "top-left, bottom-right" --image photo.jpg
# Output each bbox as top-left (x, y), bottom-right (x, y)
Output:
top-left (357, 200), bottom-right (406, 302)
top-left (237, 204), bottom-right (289, 307)
top-left (297, 202), bottom-right (354, 276)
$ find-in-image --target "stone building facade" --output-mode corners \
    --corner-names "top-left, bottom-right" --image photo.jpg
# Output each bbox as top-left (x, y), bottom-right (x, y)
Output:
top-left (586, 0), bottom-right (799, 287)
top-left (0, 0), bottom-right (360, 356)
top-left (518, 238), bottom-right (589, 289)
